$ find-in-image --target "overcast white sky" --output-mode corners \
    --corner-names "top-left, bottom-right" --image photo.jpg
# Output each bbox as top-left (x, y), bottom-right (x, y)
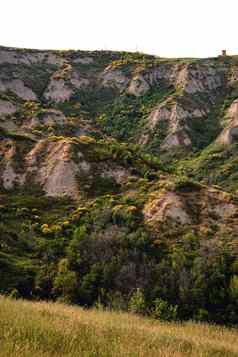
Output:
top-left (1, 0), bottom-right (237, 58)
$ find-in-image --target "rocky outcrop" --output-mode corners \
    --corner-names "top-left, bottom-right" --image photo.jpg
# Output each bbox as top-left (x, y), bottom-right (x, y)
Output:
top-left (25, 140), bottom-right (80, 198)
top-left (217, 126), bottom-right (238, 145)
top-left (44, 78), bottom-right (73, 103)
top-left (129, 61), bottom-right (225, 97)
top-left (161, 130), bottom-right (191, 149)
top-left (0, 48), bottom-right (64, 66)
top-left (127, 75), bottom-right (150, 96)
top-left (101, 68), bottom-right (129, 91)
top-left (23, 109), bottom-right (67, 129)
top-left (0, 79), bottom-right (37, 100)
top-left (0, 140), bottom-right (26, 189)
top-left (217, 99), bottom-right (238, 145)
top-left (73, 56), bottom-right (94, 64)
top-left (44, 68), bottom-right (89, 103)
top-left (145, 100), bottom-right (207, 148)
top-left (143, 191), bottom-right (191, 226)
top-left (143, 185), bottom-right (238, 231)
top-left (2, 162), bottom-right (26, 189)
top-left (0, 100), bottom-right (17, 117)
top-left (0, 137), bottom-right (135, 198)
top-left (178, 63), bottom-right (225, 94)
top-left (0, 45), bottom-right (238, 205)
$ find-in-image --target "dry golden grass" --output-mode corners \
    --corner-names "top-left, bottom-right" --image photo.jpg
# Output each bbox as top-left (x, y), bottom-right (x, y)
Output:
top-left (0, 296), bottom-right (238, 357)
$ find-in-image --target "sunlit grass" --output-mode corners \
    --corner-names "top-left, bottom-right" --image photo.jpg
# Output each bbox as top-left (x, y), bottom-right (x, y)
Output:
top-left (0, 296), bottom-right (238, 356)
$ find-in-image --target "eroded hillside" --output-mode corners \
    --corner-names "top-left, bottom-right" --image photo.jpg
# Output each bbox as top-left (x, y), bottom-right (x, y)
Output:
top-left (1, 46), bottom-right (238, 324)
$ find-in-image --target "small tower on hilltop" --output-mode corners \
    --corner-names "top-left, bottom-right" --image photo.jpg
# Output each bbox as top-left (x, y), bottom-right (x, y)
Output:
top-left (221, 50), bottom-right (227, 57)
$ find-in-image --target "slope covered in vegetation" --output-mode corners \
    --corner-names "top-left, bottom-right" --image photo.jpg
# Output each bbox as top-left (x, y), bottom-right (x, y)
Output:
top-left (1, 46), bottom-right (238, 324)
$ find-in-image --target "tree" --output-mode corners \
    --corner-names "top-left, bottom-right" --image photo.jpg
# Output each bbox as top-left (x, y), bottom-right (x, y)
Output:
top-left (53, 258), bottom-right (78, 303)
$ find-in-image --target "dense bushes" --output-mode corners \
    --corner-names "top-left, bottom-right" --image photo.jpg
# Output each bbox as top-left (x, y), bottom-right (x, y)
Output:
top-left (1, 192), bottom-right (238, 325)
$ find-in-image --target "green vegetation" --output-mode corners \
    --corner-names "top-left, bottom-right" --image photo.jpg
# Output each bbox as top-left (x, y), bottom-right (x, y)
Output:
top-left (1, 187), bottom-right (238, 325)
top-left (100, 86), bottom-right (175, 141)
top-left (176, 143), bottom-right (238, 192)
top-left (2, 47), bottom-right (238, 330)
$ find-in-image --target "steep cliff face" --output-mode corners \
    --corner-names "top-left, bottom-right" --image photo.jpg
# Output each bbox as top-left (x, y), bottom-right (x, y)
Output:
top-left (0, 134), bottom-right (156, 198)
top-left (217, 98), bottom-right (238, 145)
top-left (1, 46), bottom-right (238, 210)
top-left (0, 47), bottom-right (236, 151)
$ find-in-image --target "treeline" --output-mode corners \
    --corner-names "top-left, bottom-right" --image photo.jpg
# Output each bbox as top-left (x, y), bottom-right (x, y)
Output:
top-left (1, 194), bottom-right (238, 325)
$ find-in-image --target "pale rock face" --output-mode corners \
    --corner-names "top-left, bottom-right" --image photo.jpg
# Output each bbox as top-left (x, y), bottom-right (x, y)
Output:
top-left (101, 167), bottom-right (129, 184)
top-left (70, 72), bottom-right (90, 89)
top-left (146, 93), bottom-right (207, 148)
top-left (139, 134), bottom-right (150, 145)
top-left (45, 53), bottom-right (65, 66)
top-left (141, 62), bottom-right (220, 149)
top-left (192, 108), bottom-right (207, 117)
top-left (26, 140), bottom-right (79, 198)
top-left (44, 78), bottom-right (73, 103)
top-left (2, 162), bottom-right (26, 189)
top-left (148, 105), bottom-right (171, 129)
top-left (40, 160), bottom-right (79, 198)
top-left (0, 49), bottom-right (64, 66)
top-left (175, 65), bottom-right (188, 88)
top-left (2, 163), bottom-right (16, 189)
top-left (217, 99), bottom-right (238, 145)
top-left (230, 69), bottom-right (238, 82)
top-left (73, 57), bottom-right (94, 64)
top-left (0, 116), bottom-right (36, 140)
top-left (142, 62), bottom-right (219, 93)
top-left (44, 70), bottom-right (89, 103)
top-left (145, 64), bottom-right (179, 86)
top-left (148, 102), bottom-right (189, 131)
top-left (206, 190), bottom-right (238, 219)
top-left (147, 101), bottom-right (192, 148)
top-left (25, 140), bottom-right (48, 166)
top-left (217, 127), bottom-right (238, 145)
top-left (183, 135), bottom-right (192, 146)
top-left (0, 118), bottom-right (19, 132)
top-left (25, 109), bottom-right (67, 129)
top-left (157, 62), bottom-right (225, 95)
top-left (161, 131), bottom-right (191, 149)
top-left (0, 79), bottom-right (37, 101)
top-left (161, 133), bottom-right (180, 148)
top-left (0, 140), bottom-right (16, 161)
top-left (101, 69), bottom-right (129, 91)
top-left (143, 191), bottom-right (191, 225)
top-left (181, 66), bottom-right (224, 94)
top-left (169, 105), bottom-right (188, 131)
top-left (127, 75), bottom-right (150, 97)
top-left (43, 111), bottom-right (66, 127)
top-left (227, 99), bottom-right (238, 119)
top-left (0, 100), bottom-right (17, 116)
top-left (212, 202), bottom-right (237, 219)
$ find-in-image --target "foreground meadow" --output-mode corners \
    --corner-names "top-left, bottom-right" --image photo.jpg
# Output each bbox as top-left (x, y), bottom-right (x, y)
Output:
top-left (0, 297), bottom-right (238, 357)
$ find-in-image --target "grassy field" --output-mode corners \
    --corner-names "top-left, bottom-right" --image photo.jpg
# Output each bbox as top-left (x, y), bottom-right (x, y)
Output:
top-left (0, 297), bottom-right (238, 357)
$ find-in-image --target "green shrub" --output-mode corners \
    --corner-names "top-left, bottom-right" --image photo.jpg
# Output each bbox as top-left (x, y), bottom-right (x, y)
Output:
top-left (53, 259), bottom-right (77, 303)
top-left (9, 288), bottom-right (20, 300)
top-left (129, 288), bottom-right (146, 314)
top-left (174, 176), bottom-right (202, 192)
top-left (151, 298), bottom-right (178, 321)
top-left (229, 276), bottom-right (238, 301)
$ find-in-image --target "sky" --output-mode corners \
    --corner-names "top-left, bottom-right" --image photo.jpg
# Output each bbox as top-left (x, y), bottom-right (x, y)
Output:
top-left (1, 0), bottom-right (238, 58)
